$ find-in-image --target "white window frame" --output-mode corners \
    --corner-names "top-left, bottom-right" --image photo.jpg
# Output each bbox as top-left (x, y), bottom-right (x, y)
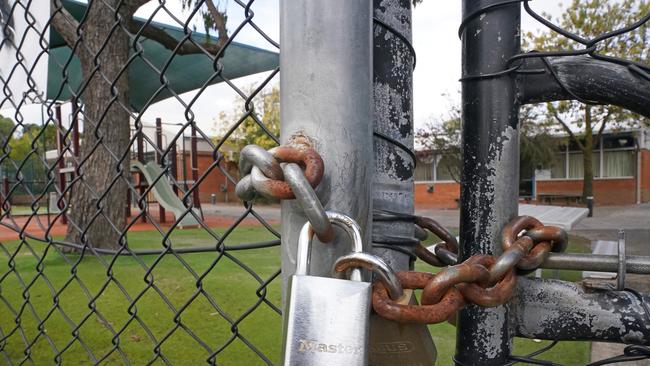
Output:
top-left (539, 140), bottom-right (636, 181)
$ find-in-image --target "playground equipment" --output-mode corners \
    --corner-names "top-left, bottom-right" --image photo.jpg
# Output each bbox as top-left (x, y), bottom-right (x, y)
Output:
top-left (130, 160), bottom-right (201, 228)
top-left (53, 103), bottom-right (204, 226)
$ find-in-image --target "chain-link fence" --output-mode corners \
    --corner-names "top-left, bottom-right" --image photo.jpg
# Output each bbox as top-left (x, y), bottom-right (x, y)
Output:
top-left (1, 0), bottom-right (650, 365)
top-left (0, 0), bottom-right (283, 364)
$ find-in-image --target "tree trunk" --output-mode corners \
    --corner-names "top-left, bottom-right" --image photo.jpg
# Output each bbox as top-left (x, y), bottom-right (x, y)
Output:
top-left (582, 106), bottom-right (594, 203)
top-left (64, 1), bottom-right (130, 250)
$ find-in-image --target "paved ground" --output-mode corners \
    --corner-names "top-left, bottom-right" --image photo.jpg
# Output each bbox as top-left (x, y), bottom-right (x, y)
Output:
top-left (569, 204), bottom-right (650, 365)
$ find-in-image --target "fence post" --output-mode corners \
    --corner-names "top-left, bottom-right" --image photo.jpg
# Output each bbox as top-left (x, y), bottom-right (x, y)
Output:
top-left (71, 98), bottom-right (80, 161)
top-left (456, 1), bottom-right (521, 364)
top-left (55, 103), bottom-right (68, 225)
top-left (191, 122), bottom-right (201, 210)
top-left (279, 0), bottom-right (374, 288)
top-left (155, 117), bottom-right (166, 223)
top-left (170, 139), bottom-right (178, 195)
top-left (371, 0), bottom-right (415, 275)
top-left (136, 123), bottom-right (146, 223)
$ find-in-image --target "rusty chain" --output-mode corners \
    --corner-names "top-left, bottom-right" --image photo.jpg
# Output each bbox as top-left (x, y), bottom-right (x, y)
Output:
top-left (235, 144), bottom-right (334, 242)
top-left (373, 215), bottom-right (568, 324)
top-left (235, 146), bottom-right (570, 323)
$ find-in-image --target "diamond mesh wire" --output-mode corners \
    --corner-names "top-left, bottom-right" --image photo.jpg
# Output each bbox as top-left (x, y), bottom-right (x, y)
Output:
top-left (1, 0), bottom-right (649, 365)
top-left (0, 0), bottom-right (282, 364)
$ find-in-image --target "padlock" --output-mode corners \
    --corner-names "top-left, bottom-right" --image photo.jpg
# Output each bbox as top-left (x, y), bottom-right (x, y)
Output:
top-left (282, 211), bottom-right (370, 366)
top-left (368, 295), bottom-right (437, 366)
top-left (332, 252), bottom-right (438, 366)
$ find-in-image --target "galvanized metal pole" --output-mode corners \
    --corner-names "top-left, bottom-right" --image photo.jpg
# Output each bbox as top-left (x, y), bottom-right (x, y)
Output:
top-left (456, 1), bottom-right (521, 364)
top-left (280, 0), bottom-right (373, 288)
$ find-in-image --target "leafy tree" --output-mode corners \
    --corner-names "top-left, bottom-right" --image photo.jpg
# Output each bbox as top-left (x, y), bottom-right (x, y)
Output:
top-left (214, 85), bottom-right (280, 165)
top-left (49, 0), bottom-right (229, 248)
top-left (415, 102), bottom-right (558, 185)
top-left (0, 115), bottom-right (15, 145)
top-left (525, 0), bottom-right (650, 201)
top-left (1, 123), bottom-right (57, 199)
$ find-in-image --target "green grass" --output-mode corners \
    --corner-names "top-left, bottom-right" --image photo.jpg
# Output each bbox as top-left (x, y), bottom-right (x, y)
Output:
top-left (0, 227), bottom-right (591, 365)
top-left (2, 205), bottom-right (60, 216)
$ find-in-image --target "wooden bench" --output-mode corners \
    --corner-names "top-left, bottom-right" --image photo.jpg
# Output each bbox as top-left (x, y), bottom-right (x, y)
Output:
top-left (537, 192), bottom-right (582, 205)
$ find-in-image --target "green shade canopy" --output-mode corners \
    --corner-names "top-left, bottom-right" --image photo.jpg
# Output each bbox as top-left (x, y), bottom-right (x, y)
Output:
top-left (47, 0), bottom-right (279, 112)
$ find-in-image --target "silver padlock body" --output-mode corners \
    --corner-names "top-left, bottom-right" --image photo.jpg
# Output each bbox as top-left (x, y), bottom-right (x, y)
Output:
top-left (282, 275), bottom-right (371, 366)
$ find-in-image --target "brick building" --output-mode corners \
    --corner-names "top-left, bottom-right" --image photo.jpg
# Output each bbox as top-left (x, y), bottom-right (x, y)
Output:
top-left (415, 128), bottom-right (650, 207)
top-left (135, 122), bottom-right (238, 204)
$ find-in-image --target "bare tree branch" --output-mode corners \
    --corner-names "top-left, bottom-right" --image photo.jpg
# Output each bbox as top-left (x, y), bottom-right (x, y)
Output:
top-left (127, 20), bottom-right (226, 55)
top-left (550, 106), bottom-right (584, 152)
top-left (203, 0), bottom-right (228, 48)
top-left (124, 0), bottom-right (152, 13)
top-left (595, 108), bottom-right (613, 143)
top-left (50, 0), bottom-right (80, 49)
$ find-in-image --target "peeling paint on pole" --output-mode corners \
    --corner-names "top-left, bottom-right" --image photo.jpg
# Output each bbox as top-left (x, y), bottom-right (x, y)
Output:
top-left (372, 0), bottom-right (415, 271)
top-left (513, 278), bottom-right (650, 344)
top-left (456, 1), bottom-right (521, 364)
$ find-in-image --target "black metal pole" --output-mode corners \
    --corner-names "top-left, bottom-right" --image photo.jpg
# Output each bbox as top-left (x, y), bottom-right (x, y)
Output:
top-left (518, 56), bottom-right (650, 117)
top-left (155, 117), bottom-right (166, 223)
top-left (456, 1), bottom-right (521, 364)
top-left (136, 122), bottom-right (146, 223)
top-left (190, 122), bottom-right (200, 210)
top-left (170, 139), bottom-right (178, 195)
top-left (513, 278), bottom-right (650, 344)
top-left (372, 0), bottom-right (415, 287)
top-left (55, 104), bottom-right (68, 225)
top-left (371, 2), bottom-right (436, 365)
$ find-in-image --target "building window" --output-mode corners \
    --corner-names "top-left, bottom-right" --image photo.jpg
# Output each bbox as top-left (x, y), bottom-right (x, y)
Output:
top-left (602, 150), bottom-right (634, 177)
top-left (545, 133), bottom-right (637, 180)
top-left (550, 153), bottom-right (566, 179)
top-left (414, 161), bottom-right (434, 181)
top-left (568, 152), bottom-right (599, 179)
top-left (436, 155), bottom-right (457, 181)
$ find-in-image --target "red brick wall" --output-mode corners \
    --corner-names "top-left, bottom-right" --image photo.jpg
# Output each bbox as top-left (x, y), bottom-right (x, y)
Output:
top-left (177, 153), bottom-right (237, 203)
top-left (414, 182), bottom-right (460, 208)
top-left (642, 149), bottom-right (650, 202)
top-left (536, 178), bottom-right (637, 205)
top-left (413, 148), bottom-right (650, 207)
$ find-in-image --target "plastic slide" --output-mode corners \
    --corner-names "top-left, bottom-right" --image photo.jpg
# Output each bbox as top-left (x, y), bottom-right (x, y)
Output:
top-left (131, 161), bottom-right (202, 228)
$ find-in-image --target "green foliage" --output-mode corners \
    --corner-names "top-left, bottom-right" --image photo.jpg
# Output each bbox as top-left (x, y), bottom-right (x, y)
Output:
top-left (523, 0), bottom-right (649, 198)
top-left (1, 118), bottom-right (58, 195)
top-left (525, 0), bottom-right (650, 134)
top-left (0, 114), bottom-right (15, 144)
top-left (415, 102), bottom-right (559, 183)
top-left (180, 0), bottom-right (228, 40)
top-left (214, 85), bottom-right (280, 162)
top-left (415, 115), bottom-right (461, 182)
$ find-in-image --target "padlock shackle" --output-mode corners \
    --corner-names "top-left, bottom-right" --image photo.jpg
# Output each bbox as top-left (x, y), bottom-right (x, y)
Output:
top-left (332, 252), bottom-right (406, 302)
top-left (295, 212), bottom-right (364, 279)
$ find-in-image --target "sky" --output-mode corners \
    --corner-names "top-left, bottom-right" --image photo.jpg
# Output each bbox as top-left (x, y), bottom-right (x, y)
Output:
top-left (1, 1), bottom-right (567, 135)
top-left (138, 0), bottom-right (565, 134)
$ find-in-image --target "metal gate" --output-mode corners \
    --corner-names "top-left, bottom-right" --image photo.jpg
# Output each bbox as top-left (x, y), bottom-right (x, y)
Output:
top-left (1, 0), bottom-right (649, 365)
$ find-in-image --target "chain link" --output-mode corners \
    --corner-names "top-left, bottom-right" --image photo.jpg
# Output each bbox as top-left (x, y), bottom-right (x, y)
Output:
top-left (373, 215), bottom-right (569, 324)
top-left (235, 144), bottom-right (333, 242)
